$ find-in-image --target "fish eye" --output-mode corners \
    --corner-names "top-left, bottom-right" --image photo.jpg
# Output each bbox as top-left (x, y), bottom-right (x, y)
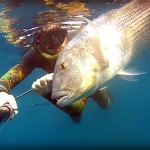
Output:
top-left (60, 62), bottom-right (67, 70)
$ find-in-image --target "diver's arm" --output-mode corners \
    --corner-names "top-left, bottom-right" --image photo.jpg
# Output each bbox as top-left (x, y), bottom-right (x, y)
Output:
top-left (0, 49), bottom-right (38, 92)
top-left (0, 49), bottom-right (38, 120)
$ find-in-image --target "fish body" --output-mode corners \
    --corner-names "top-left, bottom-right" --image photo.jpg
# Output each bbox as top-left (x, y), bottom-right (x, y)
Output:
top-left (51, 0), bottom-right (150, 107)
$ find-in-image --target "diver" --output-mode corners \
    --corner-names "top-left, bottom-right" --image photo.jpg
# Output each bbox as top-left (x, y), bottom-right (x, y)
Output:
top-left (0, 25), bottom-right (88, 122)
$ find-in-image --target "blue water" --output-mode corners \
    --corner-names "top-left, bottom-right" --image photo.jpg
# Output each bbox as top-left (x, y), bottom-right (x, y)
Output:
top-left (0, 0), bottom-right (150, 149)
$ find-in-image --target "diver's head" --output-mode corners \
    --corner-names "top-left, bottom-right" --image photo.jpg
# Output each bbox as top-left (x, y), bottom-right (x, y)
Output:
top-left (33, 27), bottom-right (67, 60)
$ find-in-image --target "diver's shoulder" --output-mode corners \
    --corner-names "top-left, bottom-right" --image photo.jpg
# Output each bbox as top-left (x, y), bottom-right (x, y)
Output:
top-left (22, 49), bottom-right (41, 67)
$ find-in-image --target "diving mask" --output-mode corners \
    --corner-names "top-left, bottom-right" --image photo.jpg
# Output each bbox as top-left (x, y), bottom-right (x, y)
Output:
top-left (33, 28), bottom-right (67, 60)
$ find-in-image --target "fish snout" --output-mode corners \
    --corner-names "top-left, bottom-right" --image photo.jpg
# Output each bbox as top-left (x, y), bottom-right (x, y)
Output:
top-left (51, 87), bottom-right (73, 107)
top-left (51, 86), bottom-right (71, 99)
top-left (51, 90), bottom-right (69, 99)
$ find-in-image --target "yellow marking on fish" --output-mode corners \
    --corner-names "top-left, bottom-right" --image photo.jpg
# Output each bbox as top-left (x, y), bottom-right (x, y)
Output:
top-left (80, 54), bottom-right (99, 91)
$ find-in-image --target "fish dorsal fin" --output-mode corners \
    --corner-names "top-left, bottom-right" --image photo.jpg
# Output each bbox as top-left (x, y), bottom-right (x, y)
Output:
top-left (82, 17), bottom-right (109, 70)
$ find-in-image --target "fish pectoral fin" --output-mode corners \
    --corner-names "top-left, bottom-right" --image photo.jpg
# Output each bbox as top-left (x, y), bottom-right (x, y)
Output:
top-left (118, 67), bottom-right (146, 81)
top-left (90, 87), bottom-right (111, 109)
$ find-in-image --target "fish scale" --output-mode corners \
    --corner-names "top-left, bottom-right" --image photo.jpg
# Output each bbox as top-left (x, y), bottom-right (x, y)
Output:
top-left (98, 0), bottom-right (150, 82)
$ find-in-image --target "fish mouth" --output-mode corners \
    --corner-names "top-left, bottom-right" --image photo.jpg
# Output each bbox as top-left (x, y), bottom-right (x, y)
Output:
top-left (51, 90), bottom-right (74, 107)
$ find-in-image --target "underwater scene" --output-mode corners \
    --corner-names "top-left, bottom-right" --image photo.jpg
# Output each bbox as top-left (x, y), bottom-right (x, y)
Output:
top-left (0, 0), bottom-right (150, 149)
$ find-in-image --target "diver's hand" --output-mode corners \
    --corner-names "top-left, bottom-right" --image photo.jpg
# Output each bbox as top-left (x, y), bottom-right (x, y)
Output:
top-left (32, 73), bottom-right (53, 95)
top-left (0, 92), bottom-right (18, 118)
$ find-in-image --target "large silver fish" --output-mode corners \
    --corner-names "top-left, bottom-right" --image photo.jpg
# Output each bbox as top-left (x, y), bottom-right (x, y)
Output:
top-left (51, 0), bottom-right (150, 107)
